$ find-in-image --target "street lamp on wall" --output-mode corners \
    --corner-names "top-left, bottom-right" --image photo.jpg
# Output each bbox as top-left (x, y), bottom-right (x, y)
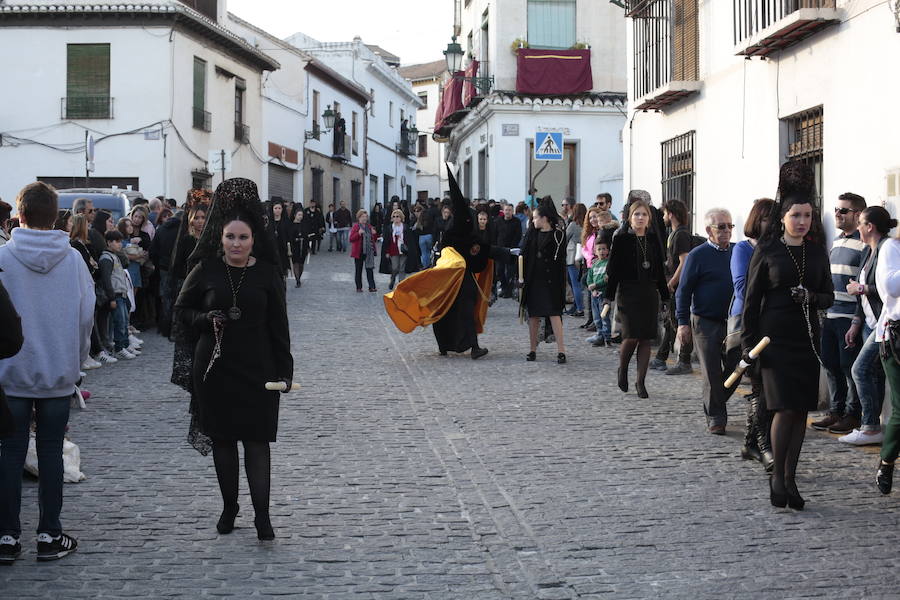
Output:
top-left (443, 35), bottom-right (464, 73)
top-left (408, 125), bottom-right (418, 155)
top-left (305, 105), bottom-right (337, 140)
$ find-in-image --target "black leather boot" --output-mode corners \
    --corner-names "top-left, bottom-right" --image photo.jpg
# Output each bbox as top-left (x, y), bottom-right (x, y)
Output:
top-left (741, 394), bottom-right (761, 462)
top-left (753, 388), bottom-right (775, 472)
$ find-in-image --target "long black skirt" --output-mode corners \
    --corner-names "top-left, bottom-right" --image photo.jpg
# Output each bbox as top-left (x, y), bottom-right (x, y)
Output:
top-left (432, 275), bottom-right (478, 353)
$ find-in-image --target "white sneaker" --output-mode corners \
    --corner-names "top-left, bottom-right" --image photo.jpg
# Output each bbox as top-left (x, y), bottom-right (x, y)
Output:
top-left (838, 429), bottom-right (884, 446)
top-left (114, 349), bottom-right (136, 360)
top-left (127, 345), bottom-right (142, 355)
top-left (128, 325), bottom-right (140, 335)
top-left (96, 350), bottom-right (118, 364)
top-left (82, 357), bottom-right (102, 370)
top-left (128, 334), bottom-right (143, 347)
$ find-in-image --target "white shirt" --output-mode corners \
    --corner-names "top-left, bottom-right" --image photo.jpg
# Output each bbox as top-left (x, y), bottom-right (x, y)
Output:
top-left (875, 238), bottom-right (900, 342)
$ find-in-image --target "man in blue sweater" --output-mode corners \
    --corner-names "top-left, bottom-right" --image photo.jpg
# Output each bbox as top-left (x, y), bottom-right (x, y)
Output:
top-left (676, 208), bottom-right (735, 435)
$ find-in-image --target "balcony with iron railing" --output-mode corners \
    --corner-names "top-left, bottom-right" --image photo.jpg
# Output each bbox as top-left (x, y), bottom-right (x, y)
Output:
top-left (734, 0), bottom-right (840, 58)
top-left (626, 0), bottom-right (702, 112)
top-left (234, 122), bottom-right (249, 144)
top-left (61, 95), bottom-right (113, 119)
top-left (193, 106), bottom-right (211, 132)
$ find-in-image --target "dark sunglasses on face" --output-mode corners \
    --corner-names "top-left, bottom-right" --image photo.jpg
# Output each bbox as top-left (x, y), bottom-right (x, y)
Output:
top-left (834, 207), bottom-right (858, 214)
top-left (712, 223), bottom-right (734, 230)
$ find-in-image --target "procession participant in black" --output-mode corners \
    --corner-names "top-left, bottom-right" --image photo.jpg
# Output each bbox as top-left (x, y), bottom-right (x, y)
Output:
top-left (741, 161), bottom-right (832, 510)
top-left (605, 199), bottom-right (668, 398)
top-left (288, 205), bottom-right (314, 288)
top-left (266, 198), bottom-right (291, 278)
top-left (521, 200), bottom-right (567, 363)
top-left (174, 178), bottom-right (293, 540)
top-left (384, 167), bottom-right (515, 359)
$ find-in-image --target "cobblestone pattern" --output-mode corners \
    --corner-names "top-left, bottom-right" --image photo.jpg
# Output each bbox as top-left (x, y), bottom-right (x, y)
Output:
top-left (3, 252), bottom-right (899, 598)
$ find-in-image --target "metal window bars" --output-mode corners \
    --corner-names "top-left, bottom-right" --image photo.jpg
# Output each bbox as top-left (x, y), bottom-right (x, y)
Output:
top-left (193, 107), bottom-right (211, 132)
top-left (661, 130), bottom-right (696, 223)
top-left (784, 106), bottom-right (824, 203)
top-left (62, 96), bottom-right (113, 120)
top-left (733, 0), bottom-right (836, 45)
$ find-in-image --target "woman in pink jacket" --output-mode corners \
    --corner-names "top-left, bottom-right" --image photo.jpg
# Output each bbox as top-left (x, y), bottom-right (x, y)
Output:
top-left (349, 210), bottom-right (379, 292)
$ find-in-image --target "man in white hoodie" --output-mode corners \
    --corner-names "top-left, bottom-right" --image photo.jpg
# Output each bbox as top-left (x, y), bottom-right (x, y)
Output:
top-left (0, 182), bottom-right (94, 564)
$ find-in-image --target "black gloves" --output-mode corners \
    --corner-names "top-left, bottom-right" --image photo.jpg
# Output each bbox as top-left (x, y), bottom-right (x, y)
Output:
top-left (278, 377), bottom-right (292, 394)
top-left (790, 285), bottom-right (810, 306)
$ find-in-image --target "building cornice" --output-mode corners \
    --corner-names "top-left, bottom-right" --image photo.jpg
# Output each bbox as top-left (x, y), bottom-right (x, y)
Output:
top-left (0, 1), bottom-right (279, 71)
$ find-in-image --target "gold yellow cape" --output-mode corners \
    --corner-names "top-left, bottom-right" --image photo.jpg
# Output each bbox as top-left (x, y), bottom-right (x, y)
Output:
top-left (383, 247), bottom-right (493, 334)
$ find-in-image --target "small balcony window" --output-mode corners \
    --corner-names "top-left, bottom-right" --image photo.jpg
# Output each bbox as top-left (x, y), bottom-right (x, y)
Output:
top-left (66, 44), bottom-right (111, 119)
top-left (734, 0), bottom-right (839, 57)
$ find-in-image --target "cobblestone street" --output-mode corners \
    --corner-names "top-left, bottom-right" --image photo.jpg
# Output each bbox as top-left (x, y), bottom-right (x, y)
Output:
top-left (3, 251), bottom-right (899, 599)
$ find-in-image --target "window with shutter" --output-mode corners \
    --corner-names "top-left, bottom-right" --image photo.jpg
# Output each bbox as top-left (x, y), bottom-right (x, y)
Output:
top-left (193, 57), bottom-right (210, 131)
top-left (673, 0), bottom-right (698, 82)
top-left (661, 131), bottom-right (696, 228)
top-left (527, 0), bottom-right (577, 49)
top-left (66, 44), bottom-right (111, 119)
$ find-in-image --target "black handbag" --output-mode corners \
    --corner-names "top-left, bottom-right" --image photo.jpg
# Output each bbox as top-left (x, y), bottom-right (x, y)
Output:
top-left (880, 319), bottom-right (900, 364)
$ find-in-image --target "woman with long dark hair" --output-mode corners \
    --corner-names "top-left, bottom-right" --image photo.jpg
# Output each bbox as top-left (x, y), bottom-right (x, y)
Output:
top-left (605, 200), bottom-right (668, 398)
top-left (288, 205), bottom-right (314, 288)
top-left (175, 178), bottom-right (292, 540)
top-left (267, 199), bottom-right (290, 278)
top-left (521, 201), bottom-right (567, 363)
top-left (741, 161), bottom-right (832, 510)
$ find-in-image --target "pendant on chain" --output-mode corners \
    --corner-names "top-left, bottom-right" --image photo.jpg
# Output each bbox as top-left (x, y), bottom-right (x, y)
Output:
top-left (642, 261), bottom-right (650, 270)
top-left (228, 306), bottom-right (242, 321)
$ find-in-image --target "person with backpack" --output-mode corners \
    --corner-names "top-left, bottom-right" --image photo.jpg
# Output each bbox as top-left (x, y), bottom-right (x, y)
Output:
top-left (650, 199), bottom-right (694, 375)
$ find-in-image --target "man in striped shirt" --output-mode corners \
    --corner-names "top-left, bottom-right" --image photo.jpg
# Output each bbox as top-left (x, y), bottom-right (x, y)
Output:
top-left (812, 193), bottom-right (867, 434)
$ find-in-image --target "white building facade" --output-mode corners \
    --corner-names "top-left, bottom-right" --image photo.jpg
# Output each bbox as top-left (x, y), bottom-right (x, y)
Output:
top-left (0, 0), bottom-right (278, 203)
top-left (621, 0), bottom-right (900, 234)
top-left (440, 0), bottom-right (627, 209)
top-left (286, 33), bottom-right (424, 209)
top-left (399, 60), bottom-right (449, 200)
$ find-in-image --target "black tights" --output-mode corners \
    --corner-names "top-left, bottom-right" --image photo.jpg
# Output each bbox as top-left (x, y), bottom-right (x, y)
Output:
top-left (212, 439), bottom-right (271, 518)
top-left (770, 409), bottom-right (807, 495)
top-left (619, 338), bottom-right (652, 385)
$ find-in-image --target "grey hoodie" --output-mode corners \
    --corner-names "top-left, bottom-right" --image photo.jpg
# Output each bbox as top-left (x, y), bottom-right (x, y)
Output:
top-left (0, 228), bottom-right (95, 398)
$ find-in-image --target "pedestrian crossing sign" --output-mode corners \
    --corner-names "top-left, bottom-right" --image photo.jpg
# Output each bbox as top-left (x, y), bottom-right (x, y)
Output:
top-left (534, 132), bottom-right (564, 161)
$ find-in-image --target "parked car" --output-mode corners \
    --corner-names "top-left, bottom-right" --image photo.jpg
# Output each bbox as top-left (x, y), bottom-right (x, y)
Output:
top-left (56, 188), bottom-right (144, 222)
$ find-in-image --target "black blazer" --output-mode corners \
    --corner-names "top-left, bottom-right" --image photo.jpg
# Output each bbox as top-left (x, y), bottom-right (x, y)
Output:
top-left (855, 237), bottom-right (887, 325)
top-left (605, 231), bottom-right (669, 302)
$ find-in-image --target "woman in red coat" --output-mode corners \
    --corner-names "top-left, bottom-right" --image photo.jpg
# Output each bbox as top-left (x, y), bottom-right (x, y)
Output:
top-left (349, 209), bottom-right (379, 292)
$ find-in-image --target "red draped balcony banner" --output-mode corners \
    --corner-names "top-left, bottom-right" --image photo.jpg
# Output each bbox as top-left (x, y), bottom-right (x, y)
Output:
top-left (462, 59), bottom-right (479, 107)
top-left (435, 71), bottom-right (465, 132)
top-left (516, 48), bottom-right (593, 95)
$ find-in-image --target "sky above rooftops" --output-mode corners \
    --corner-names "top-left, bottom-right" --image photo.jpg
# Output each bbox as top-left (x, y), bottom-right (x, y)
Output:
top-left (228, 0), bottom-right (451, 67)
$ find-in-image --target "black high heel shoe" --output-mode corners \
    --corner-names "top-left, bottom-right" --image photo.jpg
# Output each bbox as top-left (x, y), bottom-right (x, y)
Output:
top-left (526, 351), bottom-right (536, 362)
top-left (617, 367), bottom-right (628, 392)
top-left (255, 515), bottom-right (275, 541)
top-left (216, 504), bottom-right (239, 534)
top-left (786, 483), bottom-right (805, 511)
top-left (635, 380), bottom-right (648, 398)
top-left (557, 353), bottom-right (566, 364)
top-left (769, 476), bottom-right (787, 508)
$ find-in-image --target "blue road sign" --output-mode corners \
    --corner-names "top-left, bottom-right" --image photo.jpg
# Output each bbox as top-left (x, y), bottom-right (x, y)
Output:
top-left (534, 132), bottom-right (564, 161)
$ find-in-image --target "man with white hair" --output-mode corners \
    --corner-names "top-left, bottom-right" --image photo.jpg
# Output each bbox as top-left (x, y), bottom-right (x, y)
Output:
top-left (675, 208), bottom-right (735, 435)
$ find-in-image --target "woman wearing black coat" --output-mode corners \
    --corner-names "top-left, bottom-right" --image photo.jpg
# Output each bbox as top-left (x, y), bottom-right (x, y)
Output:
top-left (267, 200), bottom-right (290, 278)
top-left (521, 202), bottom-right (567, 363)
top-left (606, 199), bottom-right (669, 398)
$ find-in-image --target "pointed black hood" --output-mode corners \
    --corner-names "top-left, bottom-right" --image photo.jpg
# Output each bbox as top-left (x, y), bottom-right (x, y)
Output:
top-left (440, 164), bottom-right (490, 272)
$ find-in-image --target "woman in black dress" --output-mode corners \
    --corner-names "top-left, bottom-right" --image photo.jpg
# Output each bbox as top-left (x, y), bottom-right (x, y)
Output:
top-left (742, 161), bottom-right (832, 510)
top-left (267, 199), bottom-right (290, 278)
top-left (521, 202), bottom-right (567, 363)
top-left (605, 199), bottom-right (668, 398)
top-left (175, 178), bottom-right (293, 540)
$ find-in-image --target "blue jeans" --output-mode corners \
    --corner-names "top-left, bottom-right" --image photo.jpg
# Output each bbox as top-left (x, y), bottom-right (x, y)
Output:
top-left (110, 295), bottom-right (131, 352)
top-left (567, 265), bottom-right (583, 312)
top-left (337, 228), bottom-right (350, 252)
top-left (418, 234), bottom-right (433, 268)
top-left (590, 294), bottom-right (611, 340)
top-left (852, 326), bottom-right (886, 431)
top-left (0, 396), bottom-right (71, 538)
top-left (821, 317), bottom-right (861, 417)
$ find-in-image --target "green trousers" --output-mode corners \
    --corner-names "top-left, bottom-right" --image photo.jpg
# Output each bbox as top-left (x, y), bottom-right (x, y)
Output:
top-left (880, 355), bottom-right (900, 463)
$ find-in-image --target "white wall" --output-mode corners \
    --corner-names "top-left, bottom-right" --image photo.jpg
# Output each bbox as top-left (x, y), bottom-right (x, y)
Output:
top-left (306, 71), bottom-right (366, 171)
top-left (411, 77), bottom-right (447, 198)
top-left (0, 23), bottom-right (268, 203)
top-left (624, 0), bottom-right (900, 236)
